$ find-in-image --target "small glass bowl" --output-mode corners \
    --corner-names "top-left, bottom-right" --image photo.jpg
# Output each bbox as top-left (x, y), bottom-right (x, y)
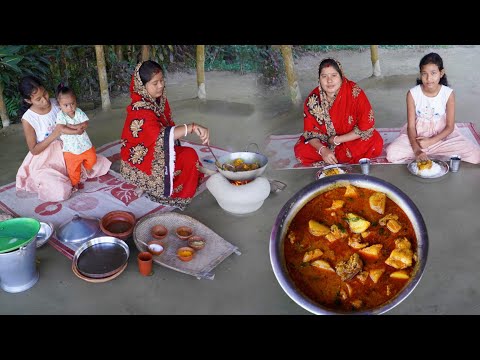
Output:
top-left (176, 226), bottom-right (193, 240)
top-left (177, 246), bottom-right (194, 262)
top-left (147, 240), bottom-right (165, 256)
top-left (151, 224), bottom-right (168, 240)
top-left (188, 235), bottom-right (206, 250)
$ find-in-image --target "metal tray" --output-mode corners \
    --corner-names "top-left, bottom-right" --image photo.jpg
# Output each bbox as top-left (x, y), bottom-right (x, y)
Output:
top-left (73, 236), bottom-right (129, 279)
top-left (407, 159), bottom-right (449, 179)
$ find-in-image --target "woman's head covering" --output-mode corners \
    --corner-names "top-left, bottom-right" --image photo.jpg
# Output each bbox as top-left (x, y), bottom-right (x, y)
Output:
top-left (129, 61), bottom-right (167, 118)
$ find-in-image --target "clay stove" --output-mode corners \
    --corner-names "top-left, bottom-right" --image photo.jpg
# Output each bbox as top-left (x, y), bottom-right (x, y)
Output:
top-left (206, 173), bottom-right (270, 215)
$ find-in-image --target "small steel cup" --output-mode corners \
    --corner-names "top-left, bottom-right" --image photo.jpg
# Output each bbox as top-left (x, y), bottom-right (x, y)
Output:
top-left (449, 155), bottom-right (461, 173)
top-left (359, 158), bottom-right (371, 175)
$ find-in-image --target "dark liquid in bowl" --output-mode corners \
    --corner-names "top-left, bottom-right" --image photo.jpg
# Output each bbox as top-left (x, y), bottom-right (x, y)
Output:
top-left (106, 221), bottom-right (131, 234)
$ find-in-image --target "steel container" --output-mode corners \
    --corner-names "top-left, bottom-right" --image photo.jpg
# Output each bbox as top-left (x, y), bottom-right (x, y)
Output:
top-left (0, 237), bottom-right (39, 293)
top-left (269, 174), bottom-right (428, 315)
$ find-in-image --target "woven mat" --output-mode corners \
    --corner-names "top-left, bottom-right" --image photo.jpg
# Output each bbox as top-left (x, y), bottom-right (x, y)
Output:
top-left (264, 122), bottom-right (480, 170)
top-left (133, 212), bottom-right (240, 280)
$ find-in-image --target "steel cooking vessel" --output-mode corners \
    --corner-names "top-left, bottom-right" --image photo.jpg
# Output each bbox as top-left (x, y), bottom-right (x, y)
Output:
top-left (216, 151), bottom-right (268, 181)
top-left (269, 174), bottom-right (428, 315)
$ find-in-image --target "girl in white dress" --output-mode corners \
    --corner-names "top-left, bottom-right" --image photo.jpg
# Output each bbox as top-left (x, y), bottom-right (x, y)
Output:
top-left (386, 52), bottom-right (480, 164)
top-left (16, 76), bottom-right (111, 202)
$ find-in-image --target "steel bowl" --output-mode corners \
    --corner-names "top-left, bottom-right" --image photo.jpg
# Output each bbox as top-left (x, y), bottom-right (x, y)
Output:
top-left (269, 174), bottom-right (429, 315)
top-left (216, 151), bottom-right (268, 181)
top-left (36, 221), bottom-right (54, 248)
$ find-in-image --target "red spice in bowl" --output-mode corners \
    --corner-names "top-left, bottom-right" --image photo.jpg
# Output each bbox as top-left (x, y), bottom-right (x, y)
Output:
top-left (176, 226), bottom-right (193, 240)
top-left (151, 224), bottom-right (168, 240)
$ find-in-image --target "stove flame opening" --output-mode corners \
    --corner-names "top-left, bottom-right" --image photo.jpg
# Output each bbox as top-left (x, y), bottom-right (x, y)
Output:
top-left (229, 179), bottom-right (253, 186)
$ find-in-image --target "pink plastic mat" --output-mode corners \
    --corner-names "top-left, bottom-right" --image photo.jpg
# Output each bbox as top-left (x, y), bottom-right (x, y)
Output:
top-left (264, 122), bottom-right (480, 170)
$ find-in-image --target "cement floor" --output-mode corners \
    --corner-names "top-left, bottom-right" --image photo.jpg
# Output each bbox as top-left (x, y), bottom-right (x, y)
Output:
top-left (1, 45), bottom-right (479, 315)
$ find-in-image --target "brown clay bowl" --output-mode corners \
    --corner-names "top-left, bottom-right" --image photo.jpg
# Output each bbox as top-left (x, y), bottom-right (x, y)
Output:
top-left (100, 211), bottom-right (136, 240)
top-left (147, 240), bottom-right (165, 256)
top-left (177, 246), bottom-right (195, 262)
top-left (151, 224), bottom-right (168, 240)
top-left (176, 226), bottom-right (193, 240)
top-left (188, 235), bottom-right (206, 250)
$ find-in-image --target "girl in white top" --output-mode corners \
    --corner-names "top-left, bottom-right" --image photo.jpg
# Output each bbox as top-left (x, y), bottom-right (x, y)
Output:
top-left (16, 76), bottom-right (111, 202)
top-left (386, 52), bottom-right (480, 164)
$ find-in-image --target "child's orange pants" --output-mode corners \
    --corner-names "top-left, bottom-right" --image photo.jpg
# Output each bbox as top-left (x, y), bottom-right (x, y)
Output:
top-left (63, 147), bottom-right (97, 186)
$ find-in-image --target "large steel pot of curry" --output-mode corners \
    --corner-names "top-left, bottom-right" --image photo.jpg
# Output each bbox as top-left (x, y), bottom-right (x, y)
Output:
top-left (269, 174), bottom-right (428, 315)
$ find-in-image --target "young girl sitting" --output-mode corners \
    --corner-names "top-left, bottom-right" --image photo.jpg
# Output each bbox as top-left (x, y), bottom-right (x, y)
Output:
top-left (55, 84), bottom-right (97, 190)
top-left (386, 52), bottom-right (480, 164)
top-left (16, 76), bottom-right (110, 202)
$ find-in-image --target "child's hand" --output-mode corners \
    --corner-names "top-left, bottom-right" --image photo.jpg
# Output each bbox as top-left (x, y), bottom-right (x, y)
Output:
top-left (415, 151), bottom-right (429, 162)
top-left (53, 124), bottom-right (65, 137)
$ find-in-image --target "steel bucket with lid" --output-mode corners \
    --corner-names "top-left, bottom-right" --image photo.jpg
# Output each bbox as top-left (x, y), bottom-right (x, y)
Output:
top-left (0, 218), bottom-right (41, 293)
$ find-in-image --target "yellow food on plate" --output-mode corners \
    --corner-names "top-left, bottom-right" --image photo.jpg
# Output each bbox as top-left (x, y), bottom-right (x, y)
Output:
top-left (417, 159), bottom-right (433, 170)
top-left (320, 167), bottom-right (345, 178)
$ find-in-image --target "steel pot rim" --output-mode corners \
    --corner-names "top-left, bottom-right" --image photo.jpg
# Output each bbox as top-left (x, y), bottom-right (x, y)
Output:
top-left (216, 151), bottom-right (268, 181)
top-left (269, 174), bottom-right (429, 315)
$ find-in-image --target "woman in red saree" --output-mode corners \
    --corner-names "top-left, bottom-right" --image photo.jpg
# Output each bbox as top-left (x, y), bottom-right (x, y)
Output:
top-left (294, 58), bottom-right (383, 165)
top-left (120, 61), bottom-right (210, 210)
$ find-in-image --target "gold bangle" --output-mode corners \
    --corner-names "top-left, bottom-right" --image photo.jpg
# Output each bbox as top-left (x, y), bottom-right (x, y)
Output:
top-left (318, 145), bottom-right (326, 155)
top-left (333, 136), bottom-right (341, 146)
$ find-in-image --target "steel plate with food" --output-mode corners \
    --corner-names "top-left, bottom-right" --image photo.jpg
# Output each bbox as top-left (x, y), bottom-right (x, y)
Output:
top-left (316, 164), bottom-right (359, 179)
top-left (407, 159), bottom-right (449, 179)
top-left (269, 174), bottom-right (428, 315)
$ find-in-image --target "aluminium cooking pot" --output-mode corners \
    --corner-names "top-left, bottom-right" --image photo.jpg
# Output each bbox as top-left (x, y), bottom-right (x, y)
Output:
top-left (269, 174), bottom-right (429, 315)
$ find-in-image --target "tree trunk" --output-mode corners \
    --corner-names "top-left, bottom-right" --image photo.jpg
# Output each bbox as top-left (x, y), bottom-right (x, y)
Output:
top-left (116, 45), bottom-right (124, 61)
top-left (127, 45), bottom-right (135, 62)
top-left (196, 45), bottom-right (206, 100)
top-left (0, 82), bottom-right (10, 128)
top-left (141, 45), bottom-right (150, 61)
top-left (370, 45), bottom-right (381, 77)
top-left (94, 45), bottom-right (111, 111)
top-left (280, 45), bottom-right (302, 105)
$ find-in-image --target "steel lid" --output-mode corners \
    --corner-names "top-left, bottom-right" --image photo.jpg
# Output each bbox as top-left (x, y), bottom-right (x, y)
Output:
top-left (0, 218), bottom-right (40, 253)
top-left (56, 214), bottom-right (101, 243)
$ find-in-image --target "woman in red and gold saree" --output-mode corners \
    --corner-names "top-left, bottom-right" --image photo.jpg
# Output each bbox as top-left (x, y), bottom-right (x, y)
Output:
top-left (120, 61), bottom-right (210, 210)
top-left (294, 58), bottom-right (383, 165)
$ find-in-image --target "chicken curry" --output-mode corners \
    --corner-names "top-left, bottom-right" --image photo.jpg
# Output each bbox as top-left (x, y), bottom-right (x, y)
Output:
top-left (284, 184), bottom-right (417, 312)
